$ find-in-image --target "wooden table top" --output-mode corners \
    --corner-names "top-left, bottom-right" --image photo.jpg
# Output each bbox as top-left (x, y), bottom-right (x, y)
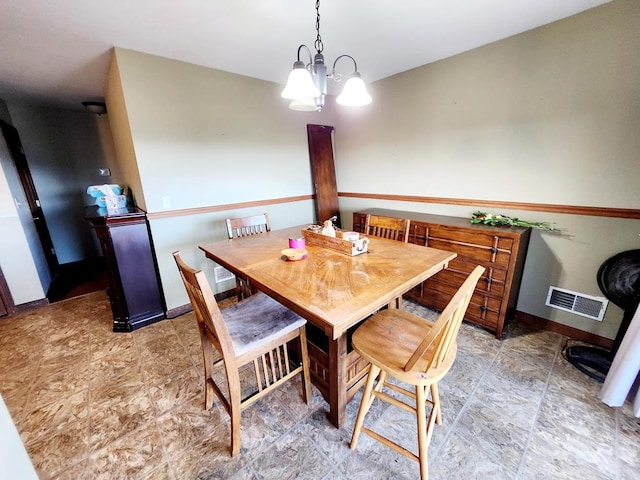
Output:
top-left (200, 225), bottom-right (456, 340)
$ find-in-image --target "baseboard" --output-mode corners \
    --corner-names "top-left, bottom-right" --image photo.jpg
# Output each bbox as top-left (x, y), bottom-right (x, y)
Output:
top-left (166, 303), bottom-right (192, 319)
top-left (514, 310), bottom-right (614, 350)
top-left (166, 288), bottom-right (237, 319)
top-left (14, 298), bottom-right (50, 313)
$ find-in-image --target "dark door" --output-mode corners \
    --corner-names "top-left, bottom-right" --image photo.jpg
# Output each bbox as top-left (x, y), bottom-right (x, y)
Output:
top-left (307, 124), bottom-right (341, 227)
top-left (0, 120), bottom-right (59, 275)
top-left (0, 267), bottom-right (13, 316)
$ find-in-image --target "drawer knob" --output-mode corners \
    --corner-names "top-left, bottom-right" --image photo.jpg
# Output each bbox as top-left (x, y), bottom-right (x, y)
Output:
top-left (485, 277), bottom-right (492, 284)
top-left (489, 247), bottom-right (498, 253)
top-left (480, 305), bottom-right (488, 312)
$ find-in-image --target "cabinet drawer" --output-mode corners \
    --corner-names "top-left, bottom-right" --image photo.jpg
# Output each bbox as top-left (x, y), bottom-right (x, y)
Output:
top-left (428, 238), bottom-right (512, 266)
top-left (466, 294), bottom-right (503, 331)
top-left (436, 260), bottom-right (507, 297)
top-left (417, 288), bottom-right (502, 331)
top-left (428, 226), bottom-right (514, 251)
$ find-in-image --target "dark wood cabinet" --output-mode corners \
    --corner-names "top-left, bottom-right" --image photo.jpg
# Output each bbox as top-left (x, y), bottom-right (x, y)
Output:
top-left (353, 209), bottom-right (531, 338)
top-left (0, 268), bottom-right (10, 317)
top-left (86, 206), bottom-right (165, 332)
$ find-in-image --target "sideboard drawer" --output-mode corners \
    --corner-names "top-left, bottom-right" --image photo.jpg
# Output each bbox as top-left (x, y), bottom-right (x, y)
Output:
top-left (428, 226), bottom-right (515, 251)
top-left (427, 238), bottom-right (513, 267)
top-left (418, 284), bottom-right (503, 332)
top-left (438, 259), bottom-right (507, 298)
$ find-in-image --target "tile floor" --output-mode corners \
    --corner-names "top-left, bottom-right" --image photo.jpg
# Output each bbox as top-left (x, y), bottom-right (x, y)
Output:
top-left (0, 291), bottom-right (638, 479)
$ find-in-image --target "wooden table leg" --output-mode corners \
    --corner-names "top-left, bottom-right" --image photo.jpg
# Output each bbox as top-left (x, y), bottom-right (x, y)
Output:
top-left (327, 333), bottom-right (347, 428)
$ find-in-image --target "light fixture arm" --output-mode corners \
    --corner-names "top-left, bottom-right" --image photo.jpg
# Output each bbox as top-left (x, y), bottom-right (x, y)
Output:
top-left (294, 44), bottom-right (314, 68)
top-left (331, 54), bottom-right (359, 82)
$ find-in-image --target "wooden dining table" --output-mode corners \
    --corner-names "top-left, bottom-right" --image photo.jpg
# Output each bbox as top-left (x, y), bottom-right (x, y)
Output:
top-left (199, 225), bottom-right (456, 427)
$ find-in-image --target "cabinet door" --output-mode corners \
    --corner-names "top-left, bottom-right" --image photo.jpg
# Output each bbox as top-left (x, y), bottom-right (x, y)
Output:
top-left (109, 222), bottom-right (164, 324)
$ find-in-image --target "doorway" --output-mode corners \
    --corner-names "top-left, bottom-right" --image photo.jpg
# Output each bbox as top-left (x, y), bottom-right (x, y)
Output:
top-left (0, 116), bottom-right (109, 305)
top-left (1, 120), bottom-right (58, 276)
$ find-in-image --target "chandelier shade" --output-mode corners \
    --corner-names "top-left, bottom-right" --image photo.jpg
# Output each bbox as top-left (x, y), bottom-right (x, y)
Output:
top-left (336, 73), bottom-right (372, 106)
top-left (288, 97), bottom-right (321, 111)
top-left (281, 61), bottom-right (321, 100)
top-left (281, 0), bottom-right (371, 112)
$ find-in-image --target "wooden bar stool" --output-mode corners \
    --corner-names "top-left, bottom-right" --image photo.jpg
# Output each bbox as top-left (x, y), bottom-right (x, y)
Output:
top-left (349, 266), bottom-right (485, 479)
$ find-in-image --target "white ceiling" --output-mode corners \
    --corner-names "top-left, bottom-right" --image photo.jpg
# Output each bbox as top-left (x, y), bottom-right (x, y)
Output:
top-left (0, 0), bottom-right (612, 110)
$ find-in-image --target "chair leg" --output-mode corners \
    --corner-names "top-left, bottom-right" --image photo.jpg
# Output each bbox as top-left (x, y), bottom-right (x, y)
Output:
top-left (431, 383), bottom-right (442, 425)
top-left (230, 403), bottom-right (242, 457)
top-left (425, 387), bottom-right (439, 449)
top-left (200, 334), bottom-right (216, 410)
top-left (415, 385), bottom-right (430, 480)
top-left (226, 368), bottom-right (243, 457)
top-left (204, 378), bottom-right (215, 410)
top-left (350, 364), bottom-right (381, 449)
top-left (235, 277), bottom-right (244, 302)
top-left (299, 327), bottom-right (312, 404)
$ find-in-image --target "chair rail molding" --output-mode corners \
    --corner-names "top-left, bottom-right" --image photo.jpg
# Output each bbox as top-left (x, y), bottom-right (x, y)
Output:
top-left (339, 192), bottom-right (640, 220)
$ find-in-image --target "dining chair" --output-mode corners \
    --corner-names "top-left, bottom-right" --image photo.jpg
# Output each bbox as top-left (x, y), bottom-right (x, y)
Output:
top-left (173, 251), bottom-right (312, 457)
top-left (349, 265), bottom-right (485, 480)
top-left (364, 214), bottom-right (411, 308)
top-left (364, 214), bottom-right (410, 243)
top-left (225, 213), bottom-right (271, 300)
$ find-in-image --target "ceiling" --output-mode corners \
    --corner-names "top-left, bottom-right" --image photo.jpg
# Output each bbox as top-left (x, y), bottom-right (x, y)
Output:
top-left (0, 0), bottom-right (612, 111)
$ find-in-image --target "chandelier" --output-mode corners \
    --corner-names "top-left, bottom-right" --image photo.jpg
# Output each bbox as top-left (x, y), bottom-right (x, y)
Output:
top-left (281, 0), bottom-right (372, 112)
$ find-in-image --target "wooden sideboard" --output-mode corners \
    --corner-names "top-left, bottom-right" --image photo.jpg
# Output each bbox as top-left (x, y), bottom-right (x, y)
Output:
top-left (86, 206), bottom-right (165, 332)
top-left (353, 209), bottom-right (531, 338)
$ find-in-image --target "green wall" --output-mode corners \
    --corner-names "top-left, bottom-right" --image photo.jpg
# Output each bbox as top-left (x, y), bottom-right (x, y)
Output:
top-left (107, 48), bottom-right (335, 311)
top-left (335, 0), bottom-right (640, 339)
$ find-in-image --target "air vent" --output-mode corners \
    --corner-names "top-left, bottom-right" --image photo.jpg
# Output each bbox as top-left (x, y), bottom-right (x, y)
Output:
top-left (545, 286), bottom-right (608, 321)
top-left (214, 266), bottom-right (234, 283)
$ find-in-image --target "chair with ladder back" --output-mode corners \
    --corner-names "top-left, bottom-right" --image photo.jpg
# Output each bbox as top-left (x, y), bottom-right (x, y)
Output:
top-left (173, 251), bottom-right (311, 456)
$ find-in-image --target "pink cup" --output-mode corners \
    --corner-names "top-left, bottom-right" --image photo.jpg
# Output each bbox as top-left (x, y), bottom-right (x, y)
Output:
top-left (289, 237), bottom-right (305, 249)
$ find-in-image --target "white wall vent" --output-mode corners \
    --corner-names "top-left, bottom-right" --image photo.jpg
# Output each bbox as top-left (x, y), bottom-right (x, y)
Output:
top-left (545, 286), bottom-right (608, 321)
top-left (214, 266), bottom-right (235, 283)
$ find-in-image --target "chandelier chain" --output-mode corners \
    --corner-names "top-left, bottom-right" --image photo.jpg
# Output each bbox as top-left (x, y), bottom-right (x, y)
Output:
top-left (314, 0), bottom-right (323, 53)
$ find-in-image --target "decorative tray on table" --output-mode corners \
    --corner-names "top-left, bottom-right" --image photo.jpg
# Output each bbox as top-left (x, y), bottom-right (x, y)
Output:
top-left (301, 227), bottom-right (369, 256)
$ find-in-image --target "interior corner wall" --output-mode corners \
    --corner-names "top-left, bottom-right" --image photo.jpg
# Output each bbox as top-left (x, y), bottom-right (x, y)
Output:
top-left (109, 48), bottom-right (334, 310)
top-left (105, 51), bottom-right (146, 211)
top-left (334, 0), bottom-right (640, 339)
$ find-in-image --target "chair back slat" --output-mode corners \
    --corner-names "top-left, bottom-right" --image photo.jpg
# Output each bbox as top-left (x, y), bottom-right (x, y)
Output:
top-left (226, 213), bottom-right (271, 239)
top-left (404, 265), bottom-right (485, 373)
top-left (364, 214), bottom-right (410, 242)
top-left (173, 252), bottom-right (236, 361)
